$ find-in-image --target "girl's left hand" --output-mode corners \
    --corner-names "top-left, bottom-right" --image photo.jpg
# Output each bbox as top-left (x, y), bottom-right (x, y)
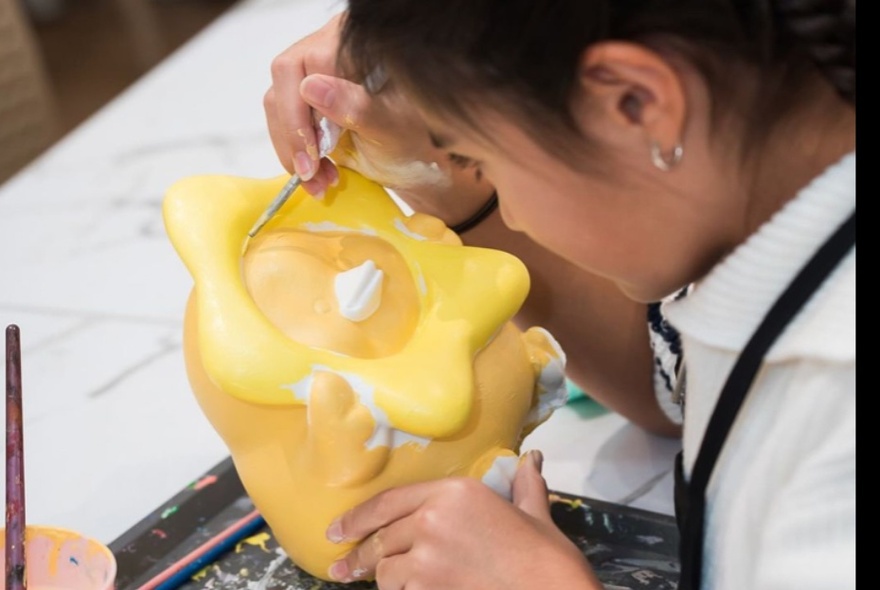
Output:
top-left (325, 451), bottom-right (602, 590)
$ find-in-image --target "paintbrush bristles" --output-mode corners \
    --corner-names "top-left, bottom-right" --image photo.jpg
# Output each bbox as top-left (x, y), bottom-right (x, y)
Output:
top-left (6, 324), bottom-right (26, 590)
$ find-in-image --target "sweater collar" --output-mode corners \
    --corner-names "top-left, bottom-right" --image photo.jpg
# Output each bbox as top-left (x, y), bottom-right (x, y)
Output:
top-left (663, 152), bottom-right (855, 360)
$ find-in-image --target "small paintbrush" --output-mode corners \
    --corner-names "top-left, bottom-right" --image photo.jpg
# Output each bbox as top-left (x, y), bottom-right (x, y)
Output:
top-left (243, 173), bottom-right (304, 251)
top-left (243, 117), bottom-right (342, 254)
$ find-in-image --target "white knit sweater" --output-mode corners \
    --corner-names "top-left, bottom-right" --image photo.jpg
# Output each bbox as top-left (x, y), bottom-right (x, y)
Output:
top-left (663, 152), bottom-right (856, 589)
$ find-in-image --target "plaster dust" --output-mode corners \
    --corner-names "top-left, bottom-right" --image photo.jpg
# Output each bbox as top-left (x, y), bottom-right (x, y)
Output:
top-left (331, 131), bottom-right (451, 192)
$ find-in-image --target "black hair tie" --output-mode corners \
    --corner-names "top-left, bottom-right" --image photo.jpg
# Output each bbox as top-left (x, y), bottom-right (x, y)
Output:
top-left (450, 191), bottom-right (499, 234)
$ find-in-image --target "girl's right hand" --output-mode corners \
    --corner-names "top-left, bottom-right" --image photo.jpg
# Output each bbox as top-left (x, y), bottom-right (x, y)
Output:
top-left (264, 13), bottom-right (495, 223)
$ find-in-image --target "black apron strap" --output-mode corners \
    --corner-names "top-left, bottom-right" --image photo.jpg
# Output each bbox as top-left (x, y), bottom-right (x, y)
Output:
top-left (677, 210), bottom-right (855, 590)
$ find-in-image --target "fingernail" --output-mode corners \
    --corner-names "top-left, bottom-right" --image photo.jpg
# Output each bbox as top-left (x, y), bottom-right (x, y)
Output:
top-left (328, 166), bottom-right (340, 187)
top-left (328, 560), bottom-right (350, 582)
top-left (326, 519), bottom-right (344, 543)
top-left (294, 151), bottom-right (315, 180)
top-left (302, 179), bottom-right (326, 201)
top-left (301, 75), bottom-right (336, 109)
top-left (530, 450), bottom-right (544, 472)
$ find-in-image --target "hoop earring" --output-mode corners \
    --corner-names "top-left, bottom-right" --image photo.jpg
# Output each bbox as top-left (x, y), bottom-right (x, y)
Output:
top-left (650, 141), bottom-right (683, 172)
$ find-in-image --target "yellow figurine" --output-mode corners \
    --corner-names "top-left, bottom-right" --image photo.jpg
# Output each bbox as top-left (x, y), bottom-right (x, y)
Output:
top-left (163, 167), bottom-right (567, 580)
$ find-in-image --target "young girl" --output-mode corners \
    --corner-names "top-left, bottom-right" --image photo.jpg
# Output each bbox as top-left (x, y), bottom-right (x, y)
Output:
top-left (263, 1), bottom-right (855, 588)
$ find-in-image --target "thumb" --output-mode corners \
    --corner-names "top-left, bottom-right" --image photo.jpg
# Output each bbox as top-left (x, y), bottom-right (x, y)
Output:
top-left (300, 73), bottom-right (374, 133)
top-left (512, 450), bottom-right (552, 522)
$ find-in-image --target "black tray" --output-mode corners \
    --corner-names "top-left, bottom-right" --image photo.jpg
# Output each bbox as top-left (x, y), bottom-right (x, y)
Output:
top-left (110, 457), bottom-right (680, 589)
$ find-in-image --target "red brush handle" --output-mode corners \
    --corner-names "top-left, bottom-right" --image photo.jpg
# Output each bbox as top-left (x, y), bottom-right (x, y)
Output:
top-left (137, 509), bottom-right (264, 590)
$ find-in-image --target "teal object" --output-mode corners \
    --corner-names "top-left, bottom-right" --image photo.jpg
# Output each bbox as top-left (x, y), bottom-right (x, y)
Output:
top-left (564, 379), bottom-right (608, 419)
top-left (566, 379), bottom-right (588, 402)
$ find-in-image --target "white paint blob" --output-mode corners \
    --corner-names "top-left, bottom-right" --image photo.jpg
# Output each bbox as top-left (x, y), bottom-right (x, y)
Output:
top-left (301, 221), bottom-right (377, 235)
top-left (481, 455), bottom-right (520, 500)
top-left (393, 218), bottom-right (429, 241)
top-left (525, 328), bottom-right (569, 427)
top-left (334, 260), bottom-right (384, 322)
top-left (318, 117), bottom-right (342, 158)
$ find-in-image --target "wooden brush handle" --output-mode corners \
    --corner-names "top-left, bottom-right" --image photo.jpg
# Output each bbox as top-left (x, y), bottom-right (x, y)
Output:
top-left (6, 324), bottom-right (26, 590)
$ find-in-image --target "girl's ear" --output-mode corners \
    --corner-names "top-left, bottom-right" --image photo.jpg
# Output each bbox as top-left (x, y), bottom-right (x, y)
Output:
top-left (570, 41), bottom-right (687, 156)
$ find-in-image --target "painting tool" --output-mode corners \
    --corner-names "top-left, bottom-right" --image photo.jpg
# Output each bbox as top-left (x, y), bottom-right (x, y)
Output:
top-left (242, 173), bottom-right (304, 253)
top-left (5, 324), bottom-right (26, 590)
top-left (136, 508), bottom-right (266, 590)
top-left (243, 117), bottom-right (342, 255)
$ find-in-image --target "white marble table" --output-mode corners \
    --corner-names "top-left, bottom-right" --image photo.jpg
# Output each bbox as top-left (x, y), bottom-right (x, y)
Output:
top-left (0, 0), bottom-right (680, 546)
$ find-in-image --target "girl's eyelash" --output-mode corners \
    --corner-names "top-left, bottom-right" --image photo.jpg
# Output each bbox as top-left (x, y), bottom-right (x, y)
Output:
top-left (448, 153), bottom-right (483, 181)
top-left (448, 153), bottom-right (475, 168)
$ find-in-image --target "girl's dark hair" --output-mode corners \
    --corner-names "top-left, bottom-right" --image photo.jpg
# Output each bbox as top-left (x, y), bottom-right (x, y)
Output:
top-left (339, 0), bottom-right (854, 162)
top-left (773, 0), bottom-right (855, 104)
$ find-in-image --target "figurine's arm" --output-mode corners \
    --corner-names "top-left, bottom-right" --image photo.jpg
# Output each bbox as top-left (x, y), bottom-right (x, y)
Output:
top-left (305, 371), bottom-right (391, 487)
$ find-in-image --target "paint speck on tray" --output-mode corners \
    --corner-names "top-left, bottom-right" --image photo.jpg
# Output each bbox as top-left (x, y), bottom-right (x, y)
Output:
top-left (193, 475), bottom-right (219, 490)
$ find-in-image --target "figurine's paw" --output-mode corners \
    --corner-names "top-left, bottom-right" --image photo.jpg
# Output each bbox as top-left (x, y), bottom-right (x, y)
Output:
top-left (401, 213), bottom-right (462, 245)
top-left (306, 371), bottom-right (390, 486)
top-left (522, 327), bottom-right (568, 434)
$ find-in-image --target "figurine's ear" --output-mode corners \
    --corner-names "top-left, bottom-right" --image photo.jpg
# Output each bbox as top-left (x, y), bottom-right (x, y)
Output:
top-left (521, 328), bottom-right (569, 436)
top-left (403, 213), bottom-right (463, 245)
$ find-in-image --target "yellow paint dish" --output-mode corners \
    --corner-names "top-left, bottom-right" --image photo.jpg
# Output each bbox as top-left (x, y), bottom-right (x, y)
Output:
top-left (0, 525), bottom-right (116, 589)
